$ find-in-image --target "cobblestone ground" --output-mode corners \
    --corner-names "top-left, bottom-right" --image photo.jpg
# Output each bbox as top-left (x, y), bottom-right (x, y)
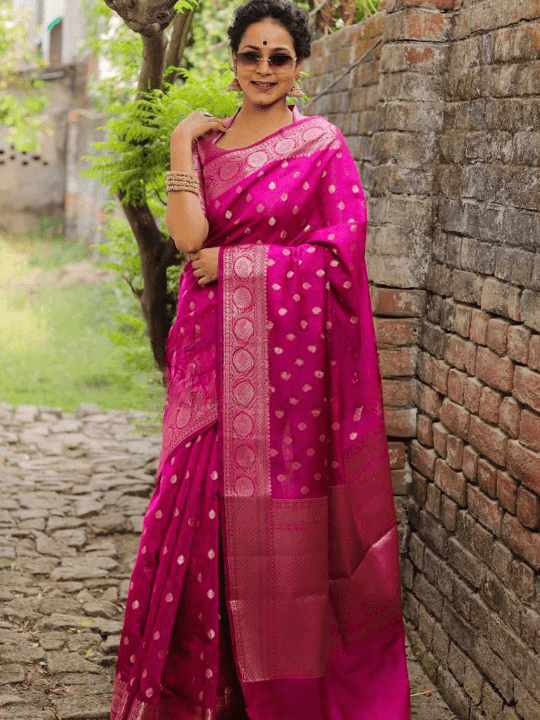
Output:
top-left (0, 402), bottom-right (458, 720)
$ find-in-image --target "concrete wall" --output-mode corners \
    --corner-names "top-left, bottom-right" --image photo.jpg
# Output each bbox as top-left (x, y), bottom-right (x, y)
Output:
top-left (0, 61), bottom-right (91, 237)
top-left (302, 2), bottom-right (540, 718)
top-left (65, 109), bottom-right (114, 247)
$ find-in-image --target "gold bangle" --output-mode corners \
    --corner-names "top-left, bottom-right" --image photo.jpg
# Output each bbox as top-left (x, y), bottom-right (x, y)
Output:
top-left (167, 181), bottom-right (199, 188)
top-left (167, 185), bottom-right (199, 196)
top-left (166, 170), bottom-right (199, 182)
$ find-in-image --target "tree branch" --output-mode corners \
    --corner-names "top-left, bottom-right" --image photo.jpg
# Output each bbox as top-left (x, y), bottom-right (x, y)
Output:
top-left (103, 0), bottom-right (178, 35)
top-left (119, 191), bottom-right (178, 372)
top-left (164, 7), bottom-right (196, 86)
top-left (139, 32), bottom-right (168, 91)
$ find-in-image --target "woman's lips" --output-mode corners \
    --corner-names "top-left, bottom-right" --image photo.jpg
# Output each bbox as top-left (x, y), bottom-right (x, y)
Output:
top-left (252, 81), bottom-right (278, 90)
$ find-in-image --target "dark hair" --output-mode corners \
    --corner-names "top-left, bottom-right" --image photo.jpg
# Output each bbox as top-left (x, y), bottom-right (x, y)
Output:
top-left (227, 0), bottom-right (311, 61)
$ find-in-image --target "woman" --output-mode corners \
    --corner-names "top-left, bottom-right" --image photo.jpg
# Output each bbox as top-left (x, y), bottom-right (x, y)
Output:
top-left (111, 1), bottom-right (410, 718)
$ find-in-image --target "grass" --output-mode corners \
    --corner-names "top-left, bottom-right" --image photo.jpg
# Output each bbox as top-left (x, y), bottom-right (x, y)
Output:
top-left (0, 233), bottom-right (165, 414)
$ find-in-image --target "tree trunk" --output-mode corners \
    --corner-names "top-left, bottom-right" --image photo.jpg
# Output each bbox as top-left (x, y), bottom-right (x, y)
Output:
top-left (104, 0), bottom-right (195, 369)
top-left (164, 7), bottom-right (196, 86)
top-left (120, 193), bottom-right (178, 372)
top-left (139, 32), bottom-right (168, 92)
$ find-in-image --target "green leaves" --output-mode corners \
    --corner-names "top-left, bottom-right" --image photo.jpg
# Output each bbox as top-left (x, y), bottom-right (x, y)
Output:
top-left (83, 66), bottom-right (239, 206)
top-left (0, 0), bottom-right (48, 151)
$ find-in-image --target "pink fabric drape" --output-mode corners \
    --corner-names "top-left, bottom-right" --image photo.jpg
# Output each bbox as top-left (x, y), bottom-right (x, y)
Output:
top-left (112, 106), bottom-right (410, 720)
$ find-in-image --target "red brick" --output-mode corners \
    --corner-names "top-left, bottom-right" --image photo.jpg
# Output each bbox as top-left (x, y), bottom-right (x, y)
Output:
top-left (448, 369), bottom-right (466, 404)
top-left (371, 287), bottom-right (424, 317)
top-left (476, 346), bottom-right (514, 392)
top-left (468, 485), bottom-right (503, 536)
top-left (419, 383), bottom-right (442, 418)
top-left (502, 513), bottom-right (540, 570)
top-left (454, 304), bottom-right (472, 338)
top-left (508, 325), bottom-right (531, 365)
top-left (497, 470), bottom-right (518, 514)
top-left (486, 318), bottom-right (510, 356)
top-left (470, 309), bottom-right (490, 345)
top-left (435, 458), bottom-right (467, 507)
top-left (464, 377), bottom-right (483, 414)
top-left (481, 277), bottom-right (521, 322)
top-left (374, 318), bottom-right (417, 347)
top-left (388, 441), bottom-right (406, 469)
top-left (519, 409), bottom-right (540, 452)
top-left (513, 366), bottom-right (540, 413)
top-left (441, 494), bottom-right (459, 531)
top-left (417, 414), bottom-right (433, 447)
top-left (499, 397), bottom-right (521, 439)
top-left (403, 10), bottom-right (450, 42)
top-left (479, 386), bottom-right (503, 425)
top-left (379, 347), bottom-right (416, 377)
top-left (385, 408), bottom-right (417, 437)
top-left (444, 335), bottom-right (476, 373)
top-left (447, 435), bottom-right (464, 470)
top-left (517, 488), bottom-right (540, 530)
top-left (392, 468), bottom-right (411, 495)
top-left (417, 352), bottom-right (434, 385)
top-left (426, 482), bottom-right (442, 517)
top-left (410, 440), bottom-right (437, 479)
top-left (490, 541), bottom-right (513, 584)
top-left (412, 470), bottom-right (427, 505)
top-left (463, 445), bottom-right (479, 481)
top-left (506, 440), bottom-right (540, 495)
top-left (433, 422), bottom-right (448, 458)
top-left (382, 378), bottom-right (416, 407)
top-left (402, 0), bottom-right (455, 11)
top-left (477, 458), bottom-right (497, 499)
top-left (432, 359), bottom-right (450, 396)
top-left (440, 399), bottom-right (470, 441)
top-left (468, 415), bottom-right (507, 467)
top-left (528, 334), bottom-right (540, 371)
top-left (510, 560), bottom-right (535, 602)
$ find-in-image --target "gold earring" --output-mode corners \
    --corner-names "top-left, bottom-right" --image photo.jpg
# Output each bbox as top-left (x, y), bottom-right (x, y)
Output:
top-left (288, 78), bottom-right (305, 98)
top-left (226, 77), bottom-right (242, 92)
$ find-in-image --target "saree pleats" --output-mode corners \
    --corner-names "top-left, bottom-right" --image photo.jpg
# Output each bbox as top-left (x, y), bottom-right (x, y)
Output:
top-left (111, 427), bottom-right (246, 720)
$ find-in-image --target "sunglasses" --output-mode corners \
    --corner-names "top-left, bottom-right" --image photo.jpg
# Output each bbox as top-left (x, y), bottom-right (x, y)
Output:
top-left (236, 51), bottom-right (297, 71)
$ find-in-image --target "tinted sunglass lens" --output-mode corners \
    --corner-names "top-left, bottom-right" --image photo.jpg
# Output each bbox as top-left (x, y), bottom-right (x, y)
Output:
top-left (270, 55), bottom-right (293, 67)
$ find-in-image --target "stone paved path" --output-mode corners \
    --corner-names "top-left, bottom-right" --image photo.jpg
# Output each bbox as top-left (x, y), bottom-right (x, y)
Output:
top-left (0, 402), bottom-right (458, 720)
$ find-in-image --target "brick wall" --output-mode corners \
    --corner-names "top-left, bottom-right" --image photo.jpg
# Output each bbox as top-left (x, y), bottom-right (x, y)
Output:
top-left (302, 1), bottom-right (540, 717)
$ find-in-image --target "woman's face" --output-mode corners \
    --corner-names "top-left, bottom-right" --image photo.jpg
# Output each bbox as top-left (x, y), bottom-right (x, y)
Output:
top-left (234, 18), bottom-right (303, 106)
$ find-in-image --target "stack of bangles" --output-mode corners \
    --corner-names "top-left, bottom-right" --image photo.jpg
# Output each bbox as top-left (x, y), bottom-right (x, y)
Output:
top-left (166, 170), bottom-right (199, 196)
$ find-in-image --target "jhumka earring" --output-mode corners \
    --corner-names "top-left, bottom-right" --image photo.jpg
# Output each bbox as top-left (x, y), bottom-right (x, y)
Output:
top-left (288, 77), bottom-right (306, 98)
top-left (226, 76), bottom-right (242, 92)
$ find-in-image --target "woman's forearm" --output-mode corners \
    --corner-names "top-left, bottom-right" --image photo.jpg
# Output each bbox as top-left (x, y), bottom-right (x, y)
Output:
top-left (166, 136), bottom-right (209, 253)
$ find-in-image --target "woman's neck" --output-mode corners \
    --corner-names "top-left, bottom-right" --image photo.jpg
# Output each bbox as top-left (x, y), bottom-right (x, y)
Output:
top-left (235, 98), bottom-right (293, 131)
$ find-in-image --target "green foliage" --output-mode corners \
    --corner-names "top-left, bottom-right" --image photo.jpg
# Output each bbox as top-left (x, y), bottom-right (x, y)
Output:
top-left (0, 0), bottom-right (48, 151)
top-left (185, 0), bottom-right (236, 72)
top-left (0, 236), bottom-right (163, 412)
top-left (83, 66), bottom-right (239, 206)
top-left (82, 2), bottom-right (142, 111)
top-left (354, 0), bottom-right (380, 23)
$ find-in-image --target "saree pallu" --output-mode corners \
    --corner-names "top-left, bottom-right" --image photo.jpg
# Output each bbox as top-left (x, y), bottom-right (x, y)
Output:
top-left (111, 106), bottom-right (410, 720)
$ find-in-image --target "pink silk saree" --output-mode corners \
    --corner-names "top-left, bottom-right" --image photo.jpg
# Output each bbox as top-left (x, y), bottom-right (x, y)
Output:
top-left (111, 105), bottom-right (410, 720)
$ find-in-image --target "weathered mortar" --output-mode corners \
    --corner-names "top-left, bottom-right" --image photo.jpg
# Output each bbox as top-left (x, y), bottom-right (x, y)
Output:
top-left (302, 0), bottom-right (540, 717)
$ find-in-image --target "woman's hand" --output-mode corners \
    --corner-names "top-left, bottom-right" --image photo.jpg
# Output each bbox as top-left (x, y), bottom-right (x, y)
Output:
top-left (189, 248), bottom-right (220, 286)
top-left (171, 111), bottom-right (227, 146)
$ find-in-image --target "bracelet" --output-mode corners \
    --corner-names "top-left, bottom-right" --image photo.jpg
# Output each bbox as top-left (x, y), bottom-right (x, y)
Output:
top-left (166, 170), bottom-right (199, 184)
top-left (166, 170), bottom-right (200, 195)
top-left (167, 184), bottom-right (200, 197)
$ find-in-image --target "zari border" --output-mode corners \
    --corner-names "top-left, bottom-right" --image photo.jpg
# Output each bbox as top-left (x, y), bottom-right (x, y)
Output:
top-left (221, 244), bottom-right (272, 682)
top-left (203, 116), bottom-right (341, 207)
top-left (111, 674), bottom-right (157, 720)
